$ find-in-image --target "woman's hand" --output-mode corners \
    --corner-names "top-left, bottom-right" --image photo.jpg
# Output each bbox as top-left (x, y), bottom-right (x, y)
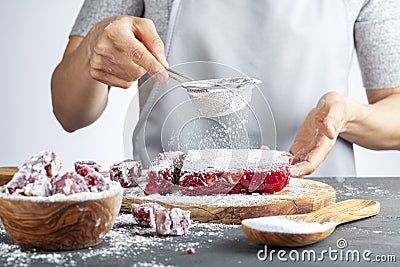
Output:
top-left (52, 15), bottom-right (170, 131)
top-left (87, 15), bottom-right (169, 88)
top-left (289, 92), bottom-right (350, 177)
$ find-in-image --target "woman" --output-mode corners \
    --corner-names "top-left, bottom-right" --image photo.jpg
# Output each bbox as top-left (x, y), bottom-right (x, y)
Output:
top-left (51, 0), bottom-right (400, 177)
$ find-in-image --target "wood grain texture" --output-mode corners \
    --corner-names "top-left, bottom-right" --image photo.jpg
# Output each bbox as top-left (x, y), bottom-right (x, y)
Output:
top-left (0, 188), bottom-right (123, 251)
top-left (0, 166), bottom-right (18, 186)
top-left (122, 179), bottom-right (336, 224)
top-left (288, 199), bottom-right (380, 224)
top-left (241, 199), bottom-right (380, 247)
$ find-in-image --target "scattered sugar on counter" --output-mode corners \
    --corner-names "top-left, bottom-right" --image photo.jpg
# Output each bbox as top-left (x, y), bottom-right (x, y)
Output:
top-left (243, 217), bottom-right (335, 234)
top-left (0, 214), bottom-right (240, 266)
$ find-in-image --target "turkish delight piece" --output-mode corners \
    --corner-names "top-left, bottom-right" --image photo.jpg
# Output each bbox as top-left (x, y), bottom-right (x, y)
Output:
top-left (19, 150), bottom-right (62, 178)
top-left (2, 151), bottom-right (115, 197)
top-left (145, 151), bottom-right (185, 195)
top-left (51, 172), bottom-right (89, 195)
top-left (74, 160), bottom-right (101, 176)
top-left (74, 160), bottom-right (109, 192)
top-left (84, 171), bottom-right (110, 192)
top-left (155, 208), bottom-right (191, 236)
top-left (179, 149), bottom-right (293, 195)
top-left (110, 159), bottom-right (142, 188)
top-left (5, 172), bottom-right (52, 197)
top-left (131, 202), bottom-right (165, 228)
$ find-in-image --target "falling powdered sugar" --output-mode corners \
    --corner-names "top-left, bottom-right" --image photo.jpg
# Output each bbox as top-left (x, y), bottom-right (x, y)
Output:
top-left (183, 77), bottom-right (260, 117)
top-left (242, 216), bottom-right (335, 234)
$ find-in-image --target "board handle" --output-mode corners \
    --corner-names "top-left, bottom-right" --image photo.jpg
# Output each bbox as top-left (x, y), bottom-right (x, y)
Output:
top-left (295, 199), bottom-right (380, 225)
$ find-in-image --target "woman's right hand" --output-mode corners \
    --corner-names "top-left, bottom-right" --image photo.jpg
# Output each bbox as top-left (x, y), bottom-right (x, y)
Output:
top-left (86, 15), bottom-right (169, 88)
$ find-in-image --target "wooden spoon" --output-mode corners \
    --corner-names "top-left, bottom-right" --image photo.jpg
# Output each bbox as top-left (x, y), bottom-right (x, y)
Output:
top-left (242, 199), bottom-right (380, 247)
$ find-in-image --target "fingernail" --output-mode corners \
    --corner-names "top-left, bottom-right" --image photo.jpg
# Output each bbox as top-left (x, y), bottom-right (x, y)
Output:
top-left (159, 54), bottom-right (169, 68)
top-left (156, 69), bottom-right (169, 84)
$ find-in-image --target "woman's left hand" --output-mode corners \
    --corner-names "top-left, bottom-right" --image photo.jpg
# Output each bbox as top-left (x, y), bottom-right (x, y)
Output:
top-left (289, 92), bottom-right (350, 177)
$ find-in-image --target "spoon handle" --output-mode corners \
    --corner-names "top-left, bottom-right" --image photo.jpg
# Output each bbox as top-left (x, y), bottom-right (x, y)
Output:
top-left (298, 199), bottom-right (380, 225)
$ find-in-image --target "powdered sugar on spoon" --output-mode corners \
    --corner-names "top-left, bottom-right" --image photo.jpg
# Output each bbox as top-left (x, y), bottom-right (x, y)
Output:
top-left (242, 199), bottom-right (380, 247)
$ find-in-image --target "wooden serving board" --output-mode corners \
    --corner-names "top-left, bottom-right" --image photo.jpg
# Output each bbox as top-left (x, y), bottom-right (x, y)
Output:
top-left (122, 178), bottom-right (336, 224)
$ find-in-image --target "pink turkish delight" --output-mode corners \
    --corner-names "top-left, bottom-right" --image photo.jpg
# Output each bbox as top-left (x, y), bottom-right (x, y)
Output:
top-left (83, 171), bottom-right (110, 192)
top-left (110, 159), bottom-right (141, 188)
top-left (74, 160), bottom-right (101, 176)
top-left (5, 172), bottom-right (52, 197)
top-left (1, 151), bottom-right (116, 197)
top-left (51, 172), bottom-right (89, 195)
top-left (179, 149), bottom-right (293, 195)
top-left (131, 202), bottom-right (165, 228)
top-left (74, 160), bottom-right (109, 192)
top-left (144, 151), bottom-right (185, 195)
top-left (131, 202), bottom-right (191, 236)
top-left (155, 208), bottom-right (191, 236)
top-left (19, 150), bottom-right (62, 178)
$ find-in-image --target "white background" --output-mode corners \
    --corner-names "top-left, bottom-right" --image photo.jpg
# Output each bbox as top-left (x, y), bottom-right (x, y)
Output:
top-left (0, 0), bottom-right (399, 176)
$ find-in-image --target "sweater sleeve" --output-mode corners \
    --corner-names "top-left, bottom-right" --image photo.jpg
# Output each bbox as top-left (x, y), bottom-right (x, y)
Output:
top-left (354, 0), bottom-right (400, 89)
top-left (70, 0), bottom-right (144, 37)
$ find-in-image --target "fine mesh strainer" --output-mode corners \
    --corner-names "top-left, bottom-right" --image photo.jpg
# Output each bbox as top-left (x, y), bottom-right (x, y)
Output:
top-left (166, 68), bottom-right (261, 117)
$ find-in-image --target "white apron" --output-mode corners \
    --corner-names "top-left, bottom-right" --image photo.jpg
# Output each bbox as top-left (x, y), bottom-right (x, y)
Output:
top-left (132, 0), bottom-right (355, 177)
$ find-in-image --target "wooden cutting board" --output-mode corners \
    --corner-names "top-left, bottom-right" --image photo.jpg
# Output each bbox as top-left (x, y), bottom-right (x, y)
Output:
top-left (0, 167), bottom-right (336, 224)
top-left (122, 177), bottom-right (336, 224)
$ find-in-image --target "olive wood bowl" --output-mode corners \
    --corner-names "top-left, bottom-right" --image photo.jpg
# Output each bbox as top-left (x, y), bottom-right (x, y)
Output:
top-left (0, 181), bottom-right (123, 251)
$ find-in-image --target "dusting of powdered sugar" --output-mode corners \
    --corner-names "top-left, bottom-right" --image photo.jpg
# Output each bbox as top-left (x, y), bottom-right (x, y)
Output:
top-left (0, 213), bottom-right (240, 267)
top-left (242, 217), bottom-right (335, 234)
top-left (181, 149), bottom-right (290, 173)
top-left (124, 177), bottom-right (324, 207)
top-left (0, 181), bottom-right (122, 202)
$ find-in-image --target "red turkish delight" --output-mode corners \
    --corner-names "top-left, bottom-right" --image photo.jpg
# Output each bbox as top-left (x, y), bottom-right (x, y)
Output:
top-left (110, 159), bottom-right (141, 188)
top-left (131, 202), bottom-right (165, 228)
top-left (179, 149), bottom-right (293, 195)
top-left (51, 172), bottom-right (89, 195)
top-left (19, 150), bottom-right (62, 178)
top-left (155, 208), bottom-right (191, 236)
top-left (144, 151), bottom-right (185, 195)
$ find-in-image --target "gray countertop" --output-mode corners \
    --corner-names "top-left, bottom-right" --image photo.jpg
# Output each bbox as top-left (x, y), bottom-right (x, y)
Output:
top-left (1, 177), bottom-right (399, 267)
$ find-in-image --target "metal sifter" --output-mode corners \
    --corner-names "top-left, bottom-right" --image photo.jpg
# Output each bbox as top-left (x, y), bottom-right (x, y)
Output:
top-left (166, 68), bottom-right (261, 117)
